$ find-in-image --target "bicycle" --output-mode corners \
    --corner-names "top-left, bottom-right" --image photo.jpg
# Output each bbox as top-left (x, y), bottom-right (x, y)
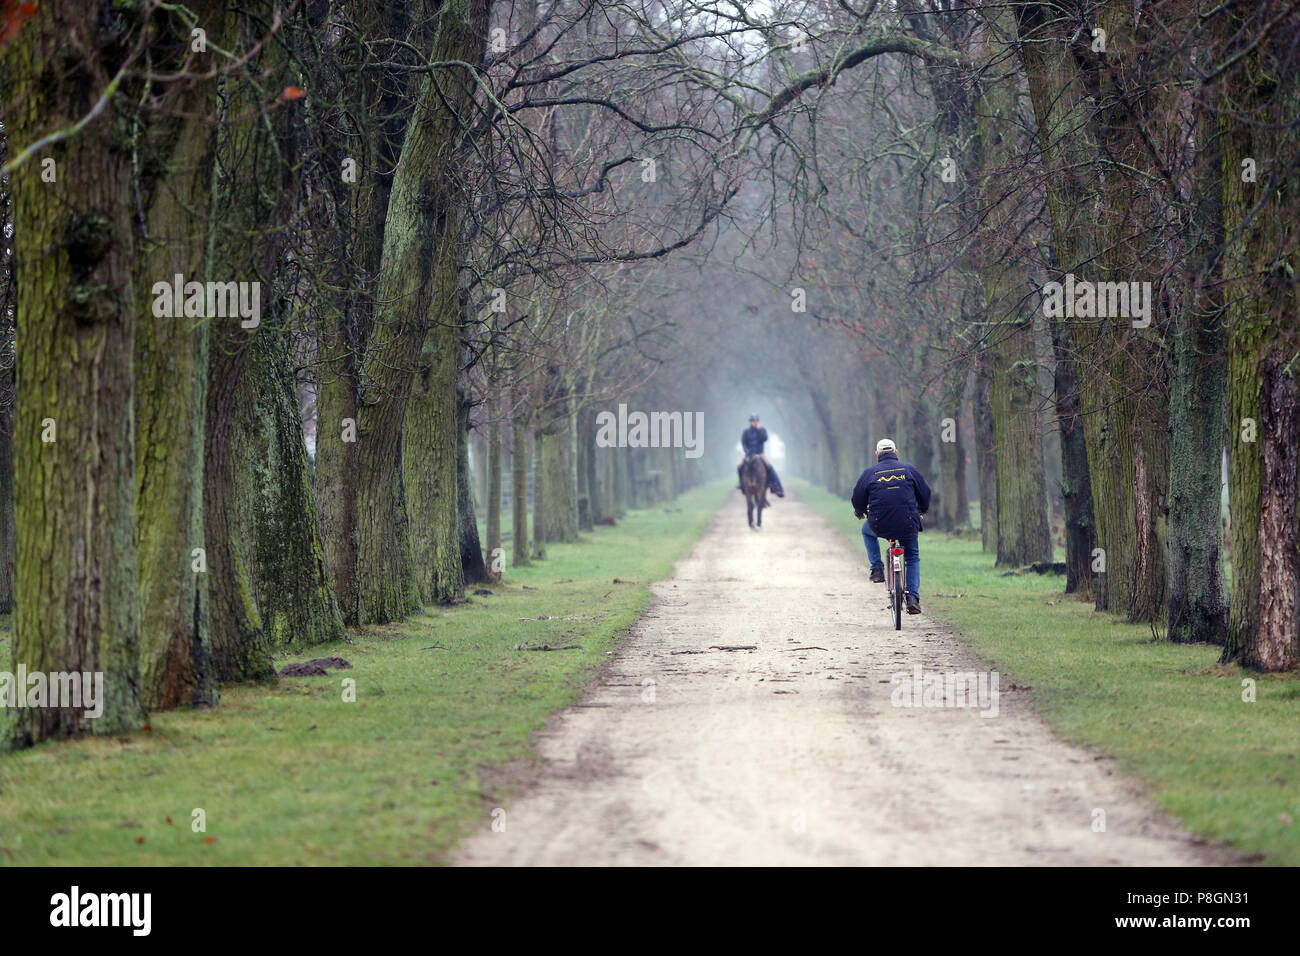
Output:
top-left (886, 538), bottom-right (906, 630)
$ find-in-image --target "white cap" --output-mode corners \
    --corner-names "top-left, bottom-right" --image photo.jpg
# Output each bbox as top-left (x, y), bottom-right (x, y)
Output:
top-left (876, 438), bottom-right (897, 455)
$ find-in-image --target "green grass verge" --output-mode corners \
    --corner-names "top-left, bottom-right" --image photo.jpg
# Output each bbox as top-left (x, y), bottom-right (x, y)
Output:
top-left (0, 481), bottom-right (727, 865)
top-left (795, 477), bottom-right (1299, 865)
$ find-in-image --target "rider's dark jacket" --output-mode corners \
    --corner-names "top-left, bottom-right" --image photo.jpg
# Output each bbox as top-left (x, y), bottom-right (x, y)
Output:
top-left (741, 425), bottom-right (768, 456)
top-left (851, 451), bottom-right (932, 538)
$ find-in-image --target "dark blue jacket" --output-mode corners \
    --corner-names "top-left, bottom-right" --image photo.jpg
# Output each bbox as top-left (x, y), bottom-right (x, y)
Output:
top-left (850, 452), bottom-right (932, 538)
top-left (741, 426), bottom-right (768, 455)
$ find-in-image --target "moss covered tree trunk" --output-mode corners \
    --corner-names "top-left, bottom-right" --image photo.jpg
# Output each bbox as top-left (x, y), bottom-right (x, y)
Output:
top-left (973, 352), bottom-right (998, 553)
top-left (485, 394), bottom-right (502, 578)
top-left (534, 367), bottom-right (577, 544)
top-left (204, 327), bottom-right (274, 683)
top-left (0, 143), bottom-right (11, 615)
top-left (1219, 0), bottom-right (1300, 670)
top-left (583, 414), bottom-right (601, 527)
top-left (531, 424), bottom-right (547, 559)
top-left (202, 7), bottom-right (276, 685)
top-left (1017, 0), bottom-right (1170, 619)
top-left (355, 324), bottom-right (421, 620)
top-left (1047, 314), bottom-right (1095, 598)
top-left (1168, 305), bottom-right (1228, 643)
top-left (511, 413), bottom-right (531, 566)
top-left (539, 420), bottom-right (578, 543)
top-left (207, 321), bottom-right (344, 676)
top-left (626, 447), bottom-right (639, 508)
top-left (576, 411), bottom-right (594, 531)
top-left (314, 344), bottom-right (360, 623)
top-left (569, 397), bottom-right (582, 527)
top-left (1167, 76), bottom-right (1228, 644)
top-left (936, 370), bottom-right (969, 532)
top-left (613, 439), bottom-right (628, 518)
top-left (1086, 0), bottom-right (1172, 622)
top-left (204, 3), bottom-right (343, 675)
top-left (404, 329), bottom-right (462, 606)
top-left (903, 389), bottom-right (936, 495)
top-left (0, 317), bottom-right (13, 615)
top-left (5, 0), bottom-right (147, 742)
top-left (246, 332), bottom-right (347, 646)
top-left (975, 27), bottom-right (1050, 567)
top-left (987, 321), bottom-right (1051, 568)
top-left (602, 440), bottom-right (618, 523)
top-left (364, 0), bottom-right (486, 617)
top-left (1018, 3), bottom-right (1103, 601)
top-left (809, 388), bottom-right (839, 496)
top-left (133, 8), bottom-right (224, 707)
top-left (312, 0), bottom-right (418, 626)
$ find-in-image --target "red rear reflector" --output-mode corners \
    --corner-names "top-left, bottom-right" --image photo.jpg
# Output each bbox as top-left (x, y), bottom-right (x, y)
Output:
top-left (891, 547), bottom-right (904, 556)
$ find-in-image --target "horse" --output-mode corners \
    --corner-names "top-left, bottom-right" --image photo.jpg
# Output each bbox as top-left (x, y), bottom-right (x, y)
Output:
top-left (740, 453), bottom-right (768, 529)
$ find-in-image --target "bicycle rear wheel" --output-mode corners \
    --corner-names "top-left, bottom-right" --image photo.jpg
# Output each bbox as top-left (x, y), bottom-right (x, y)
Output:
top-left (890, 543), bottom-right (904, 630)
top-left (892, 573), bottom-right (903, 630)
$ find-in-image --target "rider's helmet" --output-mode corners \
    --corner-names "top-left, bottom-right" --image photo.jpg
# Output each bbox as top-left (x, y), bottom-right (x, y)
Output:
top-left (876, 438), bottom-right (897, 455)
top-left (749, 414), bottom-right (759, 422)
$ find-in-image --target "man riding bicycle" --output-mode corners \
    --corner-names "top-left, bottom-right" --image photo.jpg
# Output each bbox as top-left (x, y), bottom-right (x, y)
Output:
top-left (736, 413), bottom-right (785, 497)
top-left (851, 438), bottom-right (931, 614)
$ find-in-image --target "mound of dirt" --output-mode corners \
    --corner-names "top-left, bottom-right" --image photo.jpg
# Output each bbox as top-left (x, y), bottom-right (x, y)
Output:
top-left (279, 657), bottom-right (352, 677)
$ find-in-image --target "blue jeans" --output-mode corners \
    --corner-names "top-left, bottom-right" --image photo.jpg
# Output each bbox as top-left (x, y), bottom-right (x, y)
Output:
top-left (862, 523), bottom-right (920, 596)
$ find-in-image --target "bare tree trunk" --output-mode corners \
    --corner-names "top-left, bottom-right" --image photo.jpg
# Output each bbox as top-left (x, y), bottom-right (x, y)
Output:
top-left (973, 352), bottom-right (999, 554)
top-left (602, 443), bottom-right (618, 523)
top-left (1017, 0), bottom-right (1170, 618)
top-left (975, 24), bottom-right (1051, 568)
top-left (1047, 315), bottom-right (1096, 597)
top-left (1168, 77), bottom-right (1227, 644)
top-left (584, 414), bottom-right (601, 527)
top-left (458, 384), bottom-right (489, 585)
top-left (937, 369), bottom-right (970, 531)
top-left (486, 394), bottom-right (502, 578)
top-left (538, 413), bottom-right (577, 542)
top-left (511, 412), bottom-right (531, 567)
top-left (312, 0), bottom-right (416, 627)
top-left (531, 425), bottom-right (547, 559)
top-left (613, 440), bottom-right (628, 517)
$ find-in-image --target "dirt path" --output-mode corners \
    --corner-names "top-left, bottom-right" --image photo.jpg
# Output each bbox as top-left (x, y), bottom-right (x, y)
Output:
top-left (455, 490), bottom-right (1232, 866)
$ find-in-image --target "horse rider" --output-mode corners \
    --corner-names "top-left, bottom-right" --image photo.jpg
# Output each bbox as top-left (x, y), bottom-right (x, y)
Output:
top-left (736, 413), bottom-right (784, 498)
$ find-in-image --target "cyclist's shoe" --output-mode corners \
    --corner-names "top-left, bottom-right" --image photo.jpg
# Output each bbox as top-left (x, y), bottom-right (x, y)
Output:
top-left (869, 566), bottom-right (885, 583)
top-left (906, 592), bottom-right (921, 615)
